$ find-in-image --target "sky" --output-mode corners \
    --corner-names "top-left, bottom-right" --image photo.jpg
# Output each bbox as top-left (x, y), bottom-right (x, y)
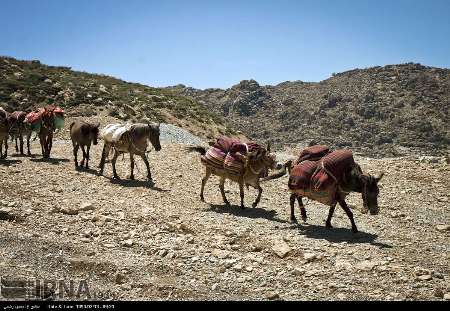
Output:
top-left (1, 0), bottom-right (449, 89)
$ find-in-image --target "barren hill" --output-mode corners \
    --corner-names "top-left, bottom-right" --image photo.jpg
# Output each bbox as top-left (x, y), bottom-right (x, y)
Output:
top-left (168, 63), bottom-right (450, 157)
top-left (0, 56), bottom-right (235, 141)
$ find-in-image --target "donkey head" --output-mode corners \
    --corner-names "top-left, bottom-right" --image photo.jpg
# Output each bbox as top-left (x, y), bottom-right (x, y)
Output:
top-left (361, 173), bottom-right (384, 215)
top-left (147, 123), bottom-right (161, 152)
top-left (91, 123), bottom-right (100, 145)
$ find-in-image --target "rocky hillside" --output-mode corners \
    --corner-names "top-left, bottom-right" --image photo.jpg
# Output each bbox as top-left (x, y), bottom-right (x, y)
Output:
top-left (168, 63), bottom-right (450, 157)
top-left (0, 56), bottom-right (235, 140)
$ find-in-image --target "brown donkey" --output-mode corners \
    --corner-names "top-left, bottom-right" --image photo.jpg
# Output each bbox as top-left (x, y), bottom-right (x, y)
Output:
top-left (0, 108), bottom-right (9, 159)
top-left (8, 111), bottom-right (33, 156)
top-left (99, 123), bottom-right (162, 182)
top-left (264, 160), bottom-right (384, 233)
top-left (189, 144), bottom-right (279, 209)
top-left (39, 106), bottom-right (56, 158)
top-left (70, 120), bottom-right (100, 169)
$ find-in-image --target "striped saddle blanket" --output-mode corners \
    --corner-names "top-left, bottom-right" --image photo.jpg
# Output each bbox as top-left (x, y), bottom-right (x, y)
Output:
top-left (201, 136), bottom-right (262, 175)
top-left (201, 146), bottom-right (245, 175)
top-left (294, 145), bottom-right (330, 165)
top-left (101, 123), bottom-right (132, 143)
top-left (288, 148), bottom-right (355, 206)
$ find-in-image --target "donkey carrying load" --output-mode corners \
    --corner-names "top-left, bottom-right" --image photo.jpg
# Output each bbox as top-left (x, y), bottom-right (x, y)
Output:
top-left (23, 105), bottom-right (65, 158)
top-left (264, 145), bottom-right (383, 233)
top-left (98, 123), bottom-right (161, 182)
top-left (188, 136), bottom-right (280, 209)
top-left (8, 111), bottom-right (33, 156)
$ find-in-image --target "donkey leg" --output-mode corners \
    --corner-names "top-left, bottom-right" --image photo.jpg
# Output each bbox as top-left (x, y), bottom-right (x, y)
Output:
top-left (140, 153), bottom-right (152, 182)
top-left (297, 196), bottom-right (307, 222)
top-left (200, 167), bottom-right (211, 202)
top-left (98, 143), bottom-right (108, 171)
top-left (111, 151), bottom-right (120, 179)
top-left (338, 199), bottom-right (358, 233)
top-left (129, 153), bottom-right (135, 180)
top-left (19, 135), bottom-right (24, 155)
top-left (219, 177), bottom-right (230, 206)
top-left (39, 135), bottom-right (45, 157)
top-left (85, 144), bottom-right (91, 169)
top-left (239, 182), bottom-right (245, 209)
top-left (325, 204), bottom-right (337, 229)
top-left (80, 145), bottom-right (87, 167)
top-left (26, 134), bottom-right (31, 156)
top-left (15, 137), bottom-right (19, 153)
top-left (73, 144), bottom-right (79, 168)
top-left (252, 184), bottom-right (263, 208)
top-left (48, 132), bottom-right (53, 158)
top-left (289, 193), bottom-right (297, 223)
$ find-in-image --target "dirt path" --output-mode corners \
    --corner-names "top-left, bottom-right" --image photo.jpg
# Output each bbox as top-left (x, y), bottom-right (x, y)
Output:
top-left (0, 140), bottom-right (449, 301)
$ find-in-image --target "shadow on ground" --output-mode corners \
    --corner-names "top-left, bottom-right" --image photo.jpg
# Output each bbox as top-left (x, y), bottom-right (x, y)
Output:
top-left (30, 158), bottom-right (70, 165)
top-left (109, 177), bottom-right (170, 192)
top-left (206, 204), bottom-right (289, 224)
top-left (0, 159), bottom-right (22, 166)
top-left (286, 223), bottom-right (392, 248)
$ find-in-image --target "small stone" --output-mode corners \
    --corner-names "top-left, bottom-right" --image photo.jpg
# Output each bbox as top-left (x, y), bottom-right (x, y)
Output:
top-left (115, 273), bottom-right (126, 285)
top-left (417, 274), bottom-right (432, 281)
top-left (60, 207), bottom-right (78, 215)
top-left (434, 288), bottom-right (444, 298)
top-left (265, 291), bottom-right (280, 300)
top-left (444, 293), bottom-right (450, 300)
top-left (245, 266), bottom-right (253, 272)
top-left (272, 240), bottom-right (292, 258)
top-left (159, 250), bottom-right (168, 257)
top-left (303, 253), bottom-right (317, 262)
top-left (233, 264), bottom-right (243, 272)
top-left (80, 202), bottom-right (94, 211)
top-left (123, 239), bottom-right (133, 247)
top-left (211, 283), bottom-right (219, 291)
top-left (436, 225), bottom-right (450, 232)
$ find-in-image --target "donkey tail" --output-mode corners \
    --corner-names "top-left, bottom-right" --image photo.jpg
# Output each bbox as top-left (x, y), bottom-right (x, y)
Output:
top-left (186, 146), bottom-right (207, 155)
top-left (261, 160), bottom-right (293, 182)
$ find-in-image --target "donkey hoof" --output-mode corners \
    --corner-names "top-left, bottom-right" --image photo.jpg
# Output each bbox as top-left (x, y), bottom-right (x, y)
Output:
top-left (352, 227), bottom-right (359, 234)
top-left (302, 217), bottom-right (308, 223)
top-left (290, 217), bottom-right (298, 224)
top-left (252, 202), bottom-right (258, 208)
top-left (325, 222), bottom-right (333, 229)
top-left (113, 175), bottom-right (120, 180)
top-left (240, 205), bottom-right (245, 210)
top-left (200, 196), bottom-right (205, 202)
top-left (128, 175), bottom-right (135, 180)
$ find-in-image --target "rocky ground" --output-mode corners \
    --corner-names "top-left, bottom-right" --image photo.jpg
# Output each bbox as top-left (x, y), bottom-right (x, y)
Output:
top-left (0, 127), bottom-right (449, 301)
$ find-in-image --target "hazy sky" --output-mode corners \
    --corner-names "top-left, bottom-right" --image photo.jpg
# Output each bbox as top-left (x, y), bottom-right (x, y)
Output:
top-left (1, 0), bottom-right (449, 89)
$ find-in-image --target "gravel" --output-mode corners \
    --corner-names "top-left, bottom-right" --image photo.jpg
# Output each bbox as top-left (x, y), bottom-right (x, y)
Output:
top-left (160, 123), bottom-right (206, 146)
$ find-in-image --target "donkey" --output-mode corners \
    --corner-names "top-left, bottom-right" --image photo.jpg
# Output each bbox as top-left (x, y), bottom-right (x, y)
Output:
top-left (8, 111), bottom-right (33, 156)
top-left (189, 143), bottom-right (279, 209)
top-left (99, 123), bottom-right (161, 182)
top-left (264, 161), bottom-right (383, 233)
top-left (70, 120), bottom-right (100, 169)
top-left (0, 108), bottom-right (9, 159)
top-left (39, 106), bottom-right (56, 159)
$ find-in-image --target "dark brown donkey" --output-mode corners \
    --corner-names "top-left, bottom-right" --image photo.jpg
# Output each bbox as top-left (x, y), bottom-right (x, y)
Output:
top-left (8, 111), bottom-right (33, 156)
top-left (0, 108), bottom-right (9, 159)
top-left (70, 120), bottom-right (100, 169)
top-left (264, 160), bottom-right (384, 233)
top-left (39, 106), bottom-right (56, 158)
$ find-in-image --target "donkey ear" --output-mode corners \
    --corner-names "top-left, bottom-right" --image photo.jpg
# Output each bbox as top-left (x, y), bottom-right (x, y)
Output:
top-left (267, 141), bottom-right (271, 152)
top-left (375, 172), bottom-right (384, 183)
